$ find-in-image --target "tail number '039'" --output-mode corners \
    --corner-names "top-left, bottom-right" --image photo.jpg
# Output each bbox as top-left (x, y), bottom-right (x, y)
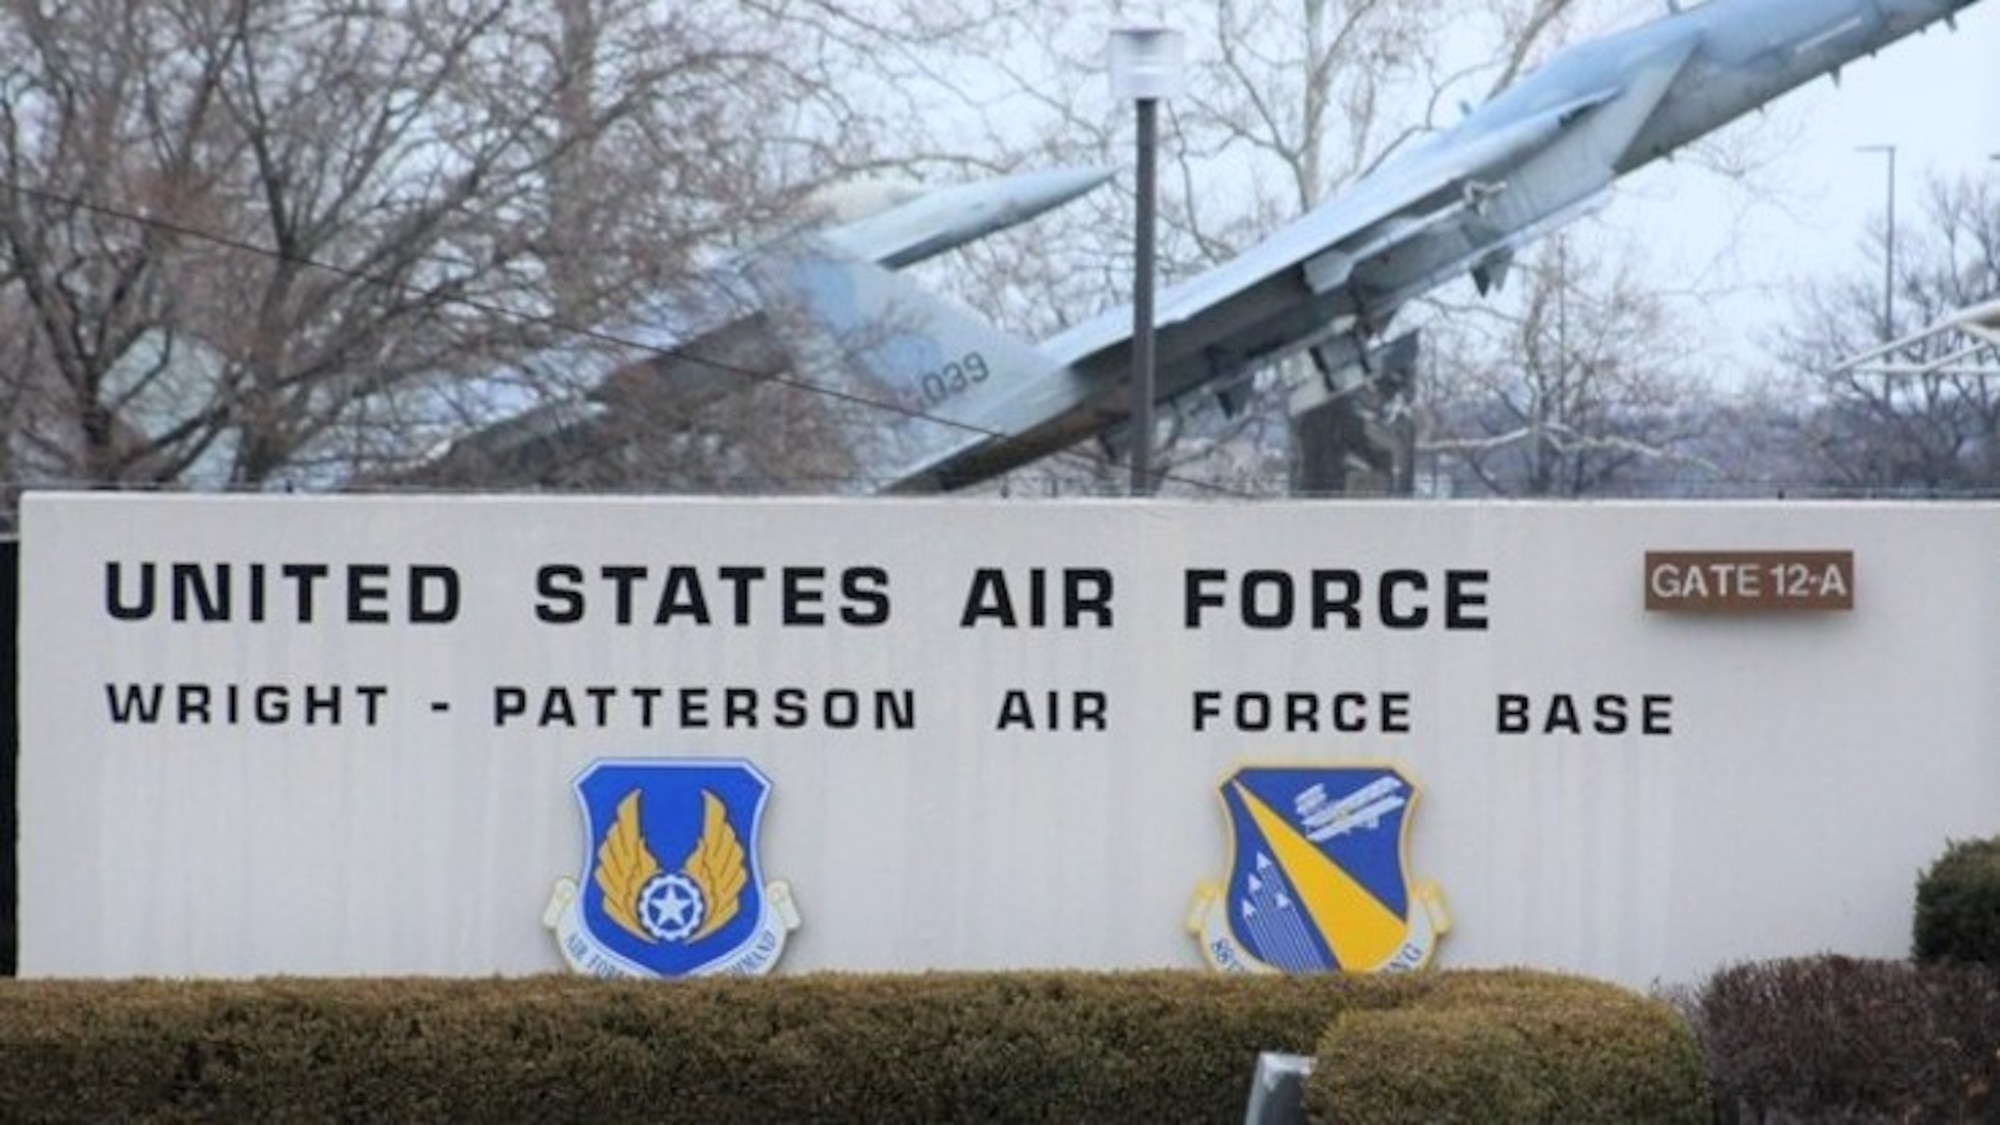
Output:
top-left (901, 352), bottom-right (990, 410)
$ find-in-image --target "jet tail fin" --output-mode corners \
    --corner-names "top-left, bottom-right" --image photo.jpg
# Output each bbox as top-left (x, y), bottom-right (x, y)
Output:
top-left (745, 236), bottom-right (1062, 489)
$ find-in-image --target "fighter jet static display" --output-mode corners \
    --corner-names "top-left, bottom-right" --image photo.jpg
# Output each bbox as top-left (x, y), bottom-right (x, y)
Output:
top-left (746, 0), bottom-right (1987, 494)
top-left (406, 166), bottom-right (1112, 482)
top-left (628, 164), bottom-right (1117, 416)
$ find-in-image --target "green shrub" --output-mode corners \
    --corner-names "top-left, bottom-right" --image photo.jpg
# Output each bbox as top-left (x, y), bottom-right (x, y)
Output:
top-left (0, 970), bottom-right (1712, 1123)
top-left (1306, 971), bottom-right (1708, 1125)
top-left (0, 972), bottom-right (1391, 1123)
top-left (1677, 954), bottom-right (2000, 1123)
top-left (1310, 1006), bottom-right (1549, 1124)
top-left (1915, 835), bottom-right (2000, 966)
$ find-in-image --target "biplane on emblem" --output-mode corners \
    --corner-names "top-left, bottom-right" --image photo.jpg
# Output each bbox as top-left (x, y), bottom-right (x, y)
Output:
top-left (1189, 764), bottom-right (1448, 974)
top-left (544, 759), bottom-right (800, 978)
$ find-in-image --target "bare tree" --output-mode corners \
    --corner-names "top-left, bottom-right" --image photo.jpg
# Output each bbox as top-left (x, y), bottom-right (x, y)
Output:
top-left (2, 0), bottom-right (1775, 503)
top-left (1418, 231), bottom-right (1717, 496)
top-left (1774, 173), bottom-right (2000, 494)
top-left (891, 0), bottom-right (1837, 498)
top-left (887, 0), bottom-right (1663, 495)
top-left (0, 0), bottom-right (903, 505)
top-left (0, 0), bottom-right (224, 487)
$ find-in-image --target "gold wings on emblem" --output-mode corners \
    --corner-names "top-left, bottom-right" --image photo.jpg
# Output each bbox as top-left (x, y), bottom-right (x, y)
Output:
top-left (684, 791), bottom-right (748, 941)
top-left (593, 787), bottom-right (750, 946)
top-left (594, 790), bottom-right (662, 943)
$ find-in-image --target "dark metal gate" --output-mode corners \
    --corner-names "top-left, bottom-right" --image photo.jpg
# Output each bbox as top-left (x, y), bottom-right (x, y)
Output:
top-left (2, 536), bottom-right (16, 976)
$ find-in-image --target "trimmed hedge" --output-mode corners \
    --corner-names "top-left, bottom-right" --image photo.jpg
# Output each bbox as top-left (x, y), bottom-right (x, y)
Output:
top-left (1307, 970), bottom-right (1709, 1124)
top-left (0, 972), bottom-right (1374, 1123)
top-left (0, 970), bottom-right (1699, 1123)
top-left (1915, 835), bottom-right (2000, 967)
top-left (1679, 954), bottom-right (2000, 1122)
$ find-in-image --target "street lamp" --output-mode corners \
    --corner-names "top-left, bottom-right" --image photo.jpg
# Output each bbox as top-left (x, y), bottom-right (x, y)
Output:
top-left (1108, 26), bottom-right (1182, 496)
top-left (1856, 143), bottom-right (1897, 339)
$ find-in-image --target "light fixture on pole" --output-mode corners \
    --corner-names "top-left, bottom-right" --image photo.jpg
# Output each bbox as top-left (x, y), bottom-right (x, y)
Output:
top-left (1856, 143), bottom-right (1898, 340)
top-left (1108, 25), bottom-right (1182, 496)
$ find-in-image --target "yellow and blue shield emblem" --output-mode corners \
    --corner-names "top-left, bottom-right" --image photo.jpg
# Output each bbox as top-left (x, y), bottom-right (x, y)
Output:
top-left (544, 759), bottom-right (800, 978)
top-left (1189, 765), bottom-right (1448, 974)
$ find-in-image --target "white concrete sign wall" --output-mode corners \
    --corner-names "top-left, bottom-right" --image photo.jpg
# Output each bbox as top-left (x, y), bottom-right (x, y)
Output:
top-left (17, 494), bottom-right (2000, 985)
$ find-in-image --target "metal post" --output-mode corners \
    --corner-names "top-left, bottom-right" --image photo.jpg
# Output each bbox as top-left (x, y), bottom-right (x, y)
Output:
top-left (1109, 27), bottom-right (1182, 497)
top-left (1131, 96), bottom-right (1159, 495)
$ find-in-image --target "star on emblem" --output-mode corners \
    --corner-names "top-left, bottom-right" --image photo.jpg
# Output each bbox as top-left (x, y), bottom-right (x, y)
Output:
top-left (638, 872), bottom-right (706, 943)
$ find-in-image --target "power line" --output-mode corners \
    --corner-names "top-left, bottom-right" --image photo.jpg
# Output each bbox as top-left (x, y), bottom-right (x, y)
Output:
top-left (0, 178), bottom-right (1255, 498)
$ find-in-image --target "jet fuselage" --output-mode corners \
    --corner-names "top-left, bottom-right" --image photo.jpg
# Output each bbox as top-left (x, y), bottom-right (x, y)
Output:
top-left (908, 0), bottom-right (1983, 490)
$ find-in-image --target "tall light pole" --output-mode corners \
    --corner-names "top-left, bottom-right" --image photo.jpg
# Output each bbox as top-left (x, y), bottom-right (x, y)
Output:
top-left (1108, 26), bottom-right (1182, 496)
top-left (1857, 143), bottom-right (1898, 339)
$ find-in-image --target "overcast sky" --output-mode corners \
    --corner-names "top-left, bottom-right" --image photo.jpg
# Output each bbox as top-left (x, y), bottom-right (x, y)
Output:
top-left (1582, 0), bottom-right (2000, 382)
top-left (1091, 0), bottom-right (2000, 388)
top-left (976, 0), bottom-right (1999, 388)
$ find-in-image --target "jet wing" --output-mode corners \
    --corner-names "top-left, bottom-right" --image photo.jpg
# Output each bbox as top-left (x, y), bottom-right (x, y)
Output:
top-left (879, 34), bottom-right (1703, 490)
top-left (888, 53), bottom-right (1688, 486)
top-left (398, 167), bottom-right (1110, 486)
top-left (745, 24), bottom-right (1708, 492)
top-left (1036, 84), bottom-right (1628, 375)
top-left (628, 165), bottom-right (1117, 419)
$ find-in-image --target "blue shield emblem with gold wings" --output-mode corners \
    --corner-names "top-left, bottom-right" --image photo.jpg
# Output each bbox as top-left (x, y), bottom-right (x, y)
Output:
top-left (544, 759), bottom-right (800, 978)
top-left (1189, 765), bottom-right (1448, 974)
